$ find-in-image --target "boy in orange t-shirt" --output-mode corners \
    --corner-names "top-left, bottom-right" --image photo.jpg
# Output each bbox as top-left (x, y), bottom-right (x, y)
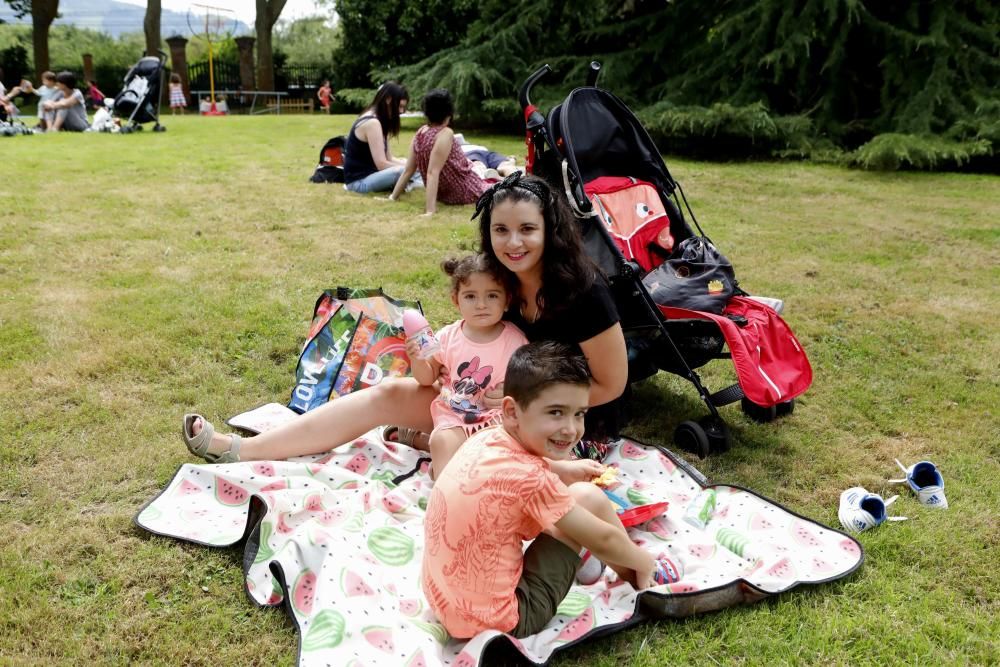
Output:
top-left (422, 341), bottom-right (683, 639)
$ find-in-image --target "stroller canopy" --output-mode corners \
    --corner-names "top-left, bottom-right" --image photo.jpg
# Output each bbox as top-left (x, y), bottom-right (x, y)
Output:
top-left (550, 88), bottom-right (678, 199)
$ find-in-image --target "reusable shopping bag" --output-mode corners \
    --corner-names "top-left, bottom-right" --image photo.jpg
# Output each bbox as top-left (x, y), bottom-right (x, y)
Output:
top-left (288, 287), bottom-right (418, 413)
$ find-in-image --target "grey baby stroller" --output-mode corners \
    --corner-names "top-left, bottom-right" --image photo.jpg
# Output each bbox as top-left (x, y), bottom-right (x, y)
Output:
top-left (114, 51), bottom-right (167, 133)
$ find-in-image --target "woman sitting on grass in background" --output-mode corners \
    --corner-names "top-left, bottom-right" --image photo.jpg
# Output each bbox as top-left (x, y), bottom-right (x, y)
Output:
top-left (388, 88), bottom-right (518, 216)
top-left (42, 71), bottom-right (89, 132)
top-left (405, 253), bottom-right (528, 479)
top-left (343, 82), bottom-right (419, 194)
top-left (181, 173), bottom-right (627, 467)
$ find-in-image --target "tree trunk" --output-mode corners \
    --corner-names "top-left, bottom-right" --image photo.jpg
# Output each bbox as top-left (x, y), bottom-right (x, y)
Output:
top-left (255, 0), bottom-right (287, 91)
top-left (31, 0), bottom-right (59, 79)
top-left (144, 0), bottom-right (162, 57)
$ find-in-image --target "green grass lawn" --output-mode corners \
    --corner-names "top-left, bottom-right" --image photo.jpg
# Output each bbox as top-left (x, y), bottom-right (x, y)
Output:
top-left (1, 114), bottom-right (997, 665)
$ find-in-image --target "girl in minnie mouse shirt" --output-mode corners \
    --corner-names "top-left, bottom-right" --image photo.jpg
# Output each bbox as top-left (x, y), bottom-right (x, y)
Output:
top-left (408, 254), bottom-right (527, 479)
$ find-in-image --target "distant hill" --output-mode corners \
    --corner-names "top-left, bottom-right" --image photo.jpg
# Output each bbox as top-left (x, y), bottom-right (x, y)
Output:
top-left (0, 0), bottom-right (252, 38)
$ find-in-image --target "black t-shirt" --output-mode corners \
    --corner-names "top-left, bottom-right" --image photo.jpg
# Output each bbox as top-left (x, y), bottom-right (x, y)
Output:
top-left (505, 275), bottom-right (625, 439)
top-left (505, 275), bottom-right (620, 345)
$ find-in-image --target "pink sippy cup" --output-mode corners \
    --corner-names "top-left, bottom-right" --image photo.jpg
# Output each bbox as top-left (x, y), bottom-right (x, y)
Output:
top-left (402, 309), bottom-right (440, 360)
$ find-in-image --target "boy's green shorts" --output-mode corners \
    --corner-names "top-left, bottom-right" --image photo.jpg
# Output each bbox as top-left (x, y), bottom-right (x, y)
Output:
top-left (511, 533), bottom-right (581, 638)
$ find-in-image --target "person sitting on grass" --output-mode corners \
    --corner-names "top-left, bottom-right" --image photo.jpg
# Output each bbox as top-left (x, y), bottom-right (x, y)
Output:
top-left (0, 67), bottom-right (29, 121)
top-left (22, 72), bottom-right (59, 130)
top-left (42, 71), bottom-right (89, 133)
top-left (388, 88), bottom-right (517, 216)
top-left (343, 82), bottom-right (418, 194)
top-left (86, 79), bottom-right (105, 111)
top-left (422, 341), bottom-right (683, 639)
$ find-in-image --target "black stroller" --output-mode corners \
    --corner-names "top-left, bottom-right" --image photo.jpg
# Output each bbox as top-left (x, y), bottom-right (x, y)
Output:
top-left (114, 51), bottom-right (167, 133)
top-left (519, 63), bottom-right (812, 457)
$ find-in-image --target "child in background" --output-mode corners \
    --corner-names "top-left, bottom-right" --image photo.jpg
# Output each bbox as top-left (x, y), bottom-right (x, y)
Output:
top-left (316, 79), bottom-right (333, 113)
top-left (168, 73), bottom-right (186, 115)
top-left (86, 79), bottom-right (105, 111)
top-left (422, 341), bottom-right (684, 639)
top-left (405, 254), bottom-right (528, 479)
top-left (18, 71), bottom-right (58, 130)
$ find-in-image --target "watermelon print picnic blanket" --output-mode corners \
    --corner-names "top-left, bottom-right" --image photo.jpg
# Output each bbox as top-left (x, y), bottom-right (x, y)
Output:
top-left (135, 432), bottom-right (863, 665)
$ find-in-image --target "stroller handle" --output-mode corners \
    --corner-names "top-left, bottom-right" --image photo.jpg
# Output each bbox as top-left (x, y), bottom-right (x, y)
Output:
top-left (586, 61), bottom-right (601, 87)
top-left (519, 64), bottom-right (551, 109)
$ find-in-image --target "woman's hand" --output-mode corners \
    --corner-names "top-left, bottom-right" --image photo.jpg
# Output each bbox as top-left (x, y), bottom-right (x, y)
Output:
top-left (482, 384), bottom-right (504, 409)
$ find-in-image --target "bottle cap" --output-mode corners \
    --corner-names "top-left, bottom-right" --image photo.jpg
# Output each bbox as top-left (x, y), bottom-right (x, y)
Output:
top-left (402, 309), bottom-right (429, 337)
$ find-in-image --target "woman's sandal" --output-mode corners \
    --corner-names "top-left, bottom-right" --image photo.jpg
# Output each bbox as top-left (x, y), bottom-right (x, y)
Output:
top-left (182, 413), bottom-right (242, 463)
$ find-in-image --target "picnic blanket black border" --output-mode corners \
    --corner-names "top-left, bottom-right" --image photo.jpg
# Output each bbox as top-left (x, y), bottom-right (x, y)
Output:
top-left (132, 438), bottom-right (865, 666)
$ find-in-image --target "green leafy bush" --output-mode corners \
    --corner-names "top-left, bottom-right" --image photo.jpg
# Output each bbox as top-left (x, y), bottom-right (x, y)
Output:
top-left (851, 134), bottom-right (993, 171)
top-left (638, 102), bottom-right (814, 159)
top-left (335, 87), bottom-right (376, 112)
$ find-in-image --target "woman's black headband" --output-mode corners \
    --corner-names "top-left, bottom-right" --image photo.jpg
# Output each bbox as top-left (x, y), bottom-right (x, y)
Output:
top-left (472, 172), bottom-right (549, 221)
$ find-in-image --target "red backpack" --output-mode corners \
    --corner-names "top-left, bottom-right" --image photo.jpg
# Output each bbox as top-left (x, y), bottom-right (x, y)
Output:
top-left (309, 136), bottom-right (346, 183)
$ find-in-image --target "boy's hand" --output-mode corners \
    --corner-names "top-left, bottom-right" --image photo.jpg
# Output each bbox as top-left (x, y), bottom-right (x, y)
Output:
top-left (551, 458), bottom-right (605, 485)
top-left (633, 550), bottom-right (658, 590)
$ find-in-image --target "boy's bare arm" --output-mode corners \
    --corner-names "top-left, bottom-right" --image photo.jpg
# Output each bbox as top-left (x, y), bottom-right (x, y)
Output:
top-left (547, 458), bottom-right (604, 485)
top-left (554, 505), bottom-right (657, 588)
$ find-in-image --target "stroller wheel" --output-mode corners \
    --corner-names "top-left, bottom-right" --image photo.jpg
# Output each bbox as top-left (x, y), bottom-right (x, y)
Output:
top-left (700, 416), bottom-right (731, 454)
top-left (775, 399), bottom-right (795, 417)
top-left (741, 398), bottom-right (777, 423)
top-left (674, 421), bottom-right (711, 459)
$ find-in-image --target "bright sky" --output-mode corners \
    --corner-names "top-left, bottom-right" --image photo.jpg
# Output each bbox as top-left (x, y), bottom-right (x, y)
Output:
top-left (117, 0), bottom-right (331, 26)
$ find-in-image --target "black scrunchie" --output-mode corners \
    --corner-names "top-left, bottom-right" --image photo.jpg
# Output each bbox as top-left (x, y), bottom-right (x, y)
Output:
top-left (471, 172), bottom-right (549, 221)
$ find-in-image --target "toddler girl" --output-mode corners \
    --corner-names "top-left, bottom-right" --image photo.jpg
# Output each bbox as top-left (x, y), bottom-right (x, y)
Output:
top-left (169, 73), bottom-right (186, 114)
top-left (407, 253), bottom-right (527, 478)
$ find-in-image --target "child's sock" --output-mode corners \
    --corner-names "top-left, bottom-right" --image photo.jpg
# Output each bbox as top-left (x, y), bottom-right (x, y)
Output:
top-left (652, 554), bottom-right (684, 585)
top-left (576, 549), bottom-right (606, 585)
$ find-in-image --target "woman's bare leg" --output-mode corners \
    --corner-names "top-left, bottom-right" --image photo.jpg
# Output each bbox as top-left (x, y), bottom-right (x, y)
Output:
top-left (188, 378), bottom-right (437, 461)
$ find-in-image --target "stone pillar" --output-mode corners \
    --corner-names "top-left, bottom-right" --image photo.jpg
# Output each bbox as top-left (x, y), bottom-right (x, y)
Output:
top-left (165, 35), bottom-right (190, 100)
top-left (82, 54), bottom-right (94, 82)
top-left (235, 36), bottom-right (256, 92)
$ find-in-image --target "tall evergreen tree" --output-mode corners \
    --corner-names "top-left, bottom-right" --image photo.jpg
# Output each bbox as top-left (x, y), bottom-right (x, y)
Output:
top-left (388, 0), bottom-right (998, 168)
top-left (332, 0), bottom-right (478, 87)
